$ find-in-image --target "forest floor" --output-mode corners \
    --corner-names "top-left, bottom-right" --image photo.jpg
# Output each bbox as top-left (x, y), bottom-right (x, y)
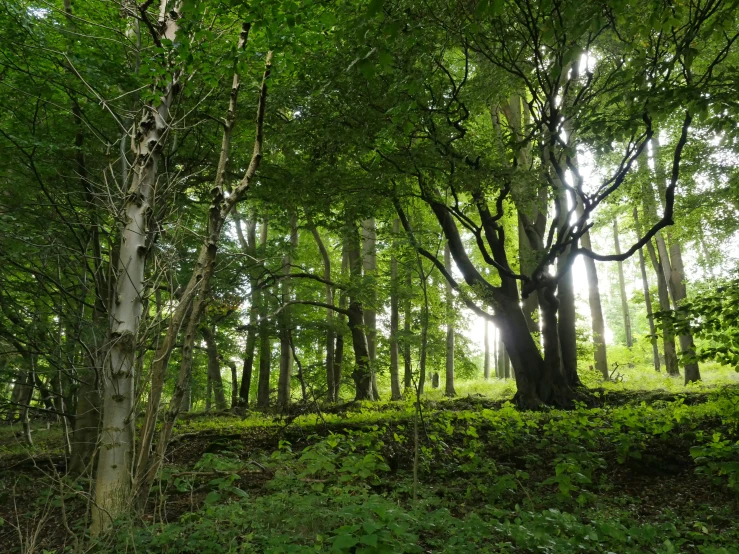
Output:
top-left (2, 365), bottom-right (739, 553)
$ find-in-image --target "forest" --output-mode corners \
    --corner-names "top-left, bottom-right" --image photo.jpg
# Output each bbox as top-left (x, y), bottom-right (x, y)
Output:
top-left (1, 0), bottom-right (739, 552)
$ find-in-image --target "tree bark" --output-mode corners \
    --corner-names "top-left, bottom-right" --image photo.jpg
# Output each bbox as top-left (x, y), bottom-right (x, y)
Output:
top-left (635, 209), bottom-right (661, 372)
top-left (277, 213), bottom-right (298, 410)
top-left (92, 7), bottom-right (182, 533)
top-left (235, 211), bottom-right (259, 407)
top-left (613, 219), bottom-right (633, 347)
top-left (309, 224), bottom-right (336, 402)
top-left (256, 219), bottom-right (272, 408)
top-left (444, 242), bottom-right (456, 396)
top-left (332, 243), bottom-right (348, 402)
top-left (201, 326), bottom-right (227, 411)
top-left (362, 218), bottom-right (379, 400)
top-left (390, 219), bottom-right (402, 400)
top-left (347, 222), bottom-right (373, 400)
top-left (403, 265), bottom-right (412, 392)
top-left (668, 241), bottom-right (701, 383)
top-left (578, 214), bottom-right (609, 380)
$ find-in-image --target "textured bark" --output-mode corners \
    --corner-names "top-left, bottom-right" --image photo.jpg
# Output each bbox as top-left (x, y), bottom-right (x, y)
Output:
top-left (92, 7), bottom-right (182, 531)
top-left (362, 218), bottom-right (379, 400)
top-left (444, 242), bottom-right (456, 396)
top-left (613, 219), bottom-right (633, 347)
top-left (201, 326), bottom-right (227, 411)
top-left (309, 225), bottom-right (336, 402)
top-left (277, 213), bottom-right (297, 410)
top-left (635, 209), bottom-right (661, 372)
top-left (389, 219), bottom-right (402, 400)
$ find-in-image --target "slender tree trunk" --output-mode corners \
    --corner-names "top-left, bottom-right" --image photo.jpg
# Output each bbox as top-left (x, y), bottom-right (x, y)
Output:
top-left (277, 213), bottom-right (297, 410)
top-left (333, 244), bottom-right (348, 402)
top-left (309, 224), bottom-right (336, 402)
top-left (347, 222), bottom-right (373, 400)
top-left (483, 319), bottom-right (491, 379)
top-left (651, 136), bottom-right (699, 381)
top-left (668, 241), bottom-right (701, 383)
top-left (20, 362), bottom-right (35, 447)
top-left (403, 266), bottom-right (412, 392)
top-left (635, 209), bottom-right (661, 372)
top-left (92, 7), bottom-right (182, 529)
top-left (390, 219), bottom-right (402, 400)
top-left (202, 326), bottom-right (227, 411)
top-left (555, 194), bottom-right (580, 387)
top-left (362, 218), bottom-right (379, 400)
top-left (256, 219), bottom-right (271, 409)
top-left (444, 242), bottom-right (456, 396)
top-left (236, 211), bottom-right (259, 407)
top-left (647, 239), bottom-right (680, 375)
top-left (578, 215), bottom-right (609, 380)
top-left (613, 219), bottom-right (633, 347)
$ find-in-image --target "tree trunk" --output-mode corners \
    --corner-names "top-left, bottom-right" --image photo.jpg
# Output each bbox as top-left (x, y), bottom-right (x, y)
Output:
top-left (256, 219), bottom-right (272, 409)
top-left (403, 266), bottom-right (412, 392)
top-left (646, 239), bottom-right (680, 376)
top-left (347, 222), bottom-right (373, 400)
top-left (668, 241), bottom-right (701, 384)
top-left (444, 242), bottom-right (456, 396)
top-left (68, 364), bottom-right (100, 475)
top-left (555, 191), bottom-right (580, 387)
top-left (309, 224), bottom-right (336, 402)
top-left (362, 218), bottom-right (379, 400)
top-left (390, 219), bottom-right (402, 400)
top-left (236, 212), bottom-right (259, 407)
top-left (635, 209), bottom-right (661, 372)
top-left (579, 217), bottom-right (609, 380)
top-left (277, 213), bottom-right (297, 410)
top-left (202, 326), bottom-right (227, 411)
top-left (483, 318), bottom-right (491, 379)
top-left (613, 219), bottom-right (633, 347)
top-left (131, 44), bottom-right (271, 513)
top-left (92, 7), bottom-right (182, 526)
top-left (333, 244), bottom-right (348, 402)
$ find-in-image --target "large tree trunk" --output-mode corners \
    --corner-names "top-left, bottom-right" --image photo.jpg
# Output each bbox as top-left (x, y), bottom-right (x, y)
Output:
top-left (634, 209), bottom-right (661, 372)
top-left (362, 218), bottom-right (379, 400)
top-left (277, 213), bottom-right (297, 410)
top-left (92, 7), bottom-right (182, 529)
top-left (613, 219), bottom-right (633, 347)
top-left (390, 219), bottom-right (402, 400)
top-left (554, 191), bottom-right (580, 387)
top-left (201, 326), bottom-right (227, 411)
top-left (309, 225), bottom-right (336, 402)
top-left (444, 242), bottom-right (456, 396)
